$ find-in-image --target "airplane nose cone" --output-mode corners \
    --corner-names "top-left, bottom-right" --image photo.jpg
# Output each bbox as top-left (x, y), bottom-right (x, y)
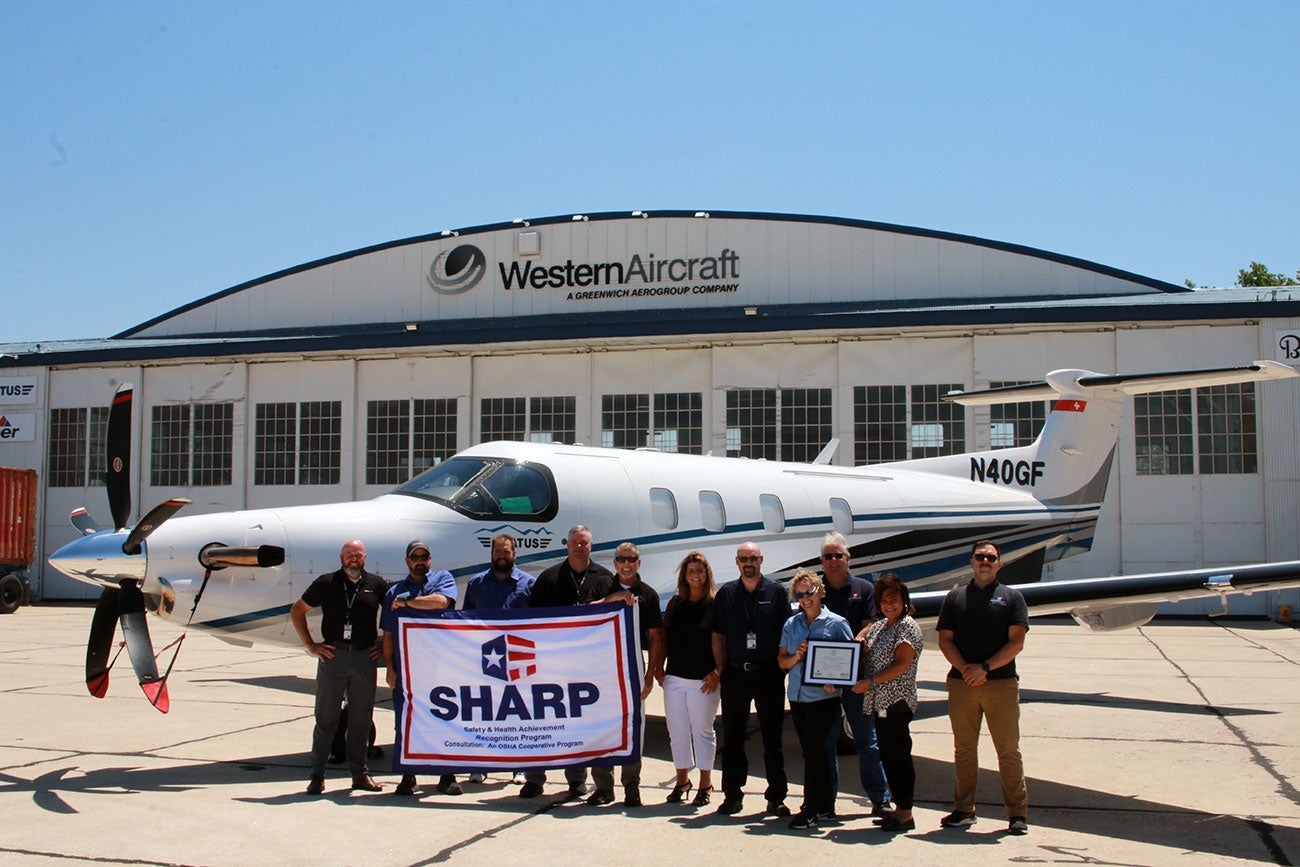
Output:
top-left (48, 531), bottom-right (147, 591)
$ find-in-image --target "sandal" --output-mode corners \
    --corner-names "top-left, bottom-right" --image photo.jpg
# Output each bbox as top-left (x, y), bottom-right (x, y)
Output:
top-left (691, 785), bottom-right (713, 807)
top-left (666, 781), bottom-right (693, 803)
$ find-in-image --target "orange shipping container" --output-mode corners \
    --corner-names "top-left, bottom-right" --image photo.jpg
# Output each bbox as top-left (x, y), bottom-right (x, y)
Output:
top-left (0, 467), bottom-right (37, 567)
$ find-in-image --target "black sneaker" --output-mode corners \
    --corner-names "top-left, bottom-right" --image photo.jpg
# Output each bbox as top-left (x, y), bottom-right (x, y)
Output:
top-left (394, 775), bottom-right (416, 796)
top-left (765, 800), bottom-right (791, 817)
top-left (585, 789), bottom-right (615, 806)
top-left (788, 811), bottom-right (817, 830)
top-left (1008, 816), bottom-right (1029, 835)
top-left (716, 797), bottom-right (744, 815)
top-left (436, 776), bottom-right (462, 796)
top-left (519, 782), bottom-right (544, 798)
top-left (870, 799), bottom-right (892, 818)
top-left (306, 775), bottom-right (325, 795)
top-left (623, 788), bottom-right (642, 808)
top-left (940, 810), bottom-right (977, 828)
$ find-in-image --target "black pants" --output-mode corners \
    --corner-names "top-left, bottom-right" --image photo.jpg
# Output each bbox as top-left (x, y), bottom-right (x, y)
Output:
top-left (719, 666), bottom-right (787, 803)
top-left (875, 701), bottom-right (916, 810)
top-left (790, 697), bottom-right (842, 816)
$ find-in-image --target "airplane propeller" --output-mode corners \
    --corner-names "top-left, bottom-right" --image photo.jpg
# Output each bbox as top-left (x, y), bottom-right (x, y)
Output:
top-left (76, 384), bottom-right (192, 713)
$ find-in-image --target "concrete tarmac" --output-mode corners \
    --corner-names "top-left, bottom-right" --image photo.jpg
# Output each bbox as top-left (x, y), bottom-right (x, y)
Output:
top-left (2, 605), bottom-right (1298, 866)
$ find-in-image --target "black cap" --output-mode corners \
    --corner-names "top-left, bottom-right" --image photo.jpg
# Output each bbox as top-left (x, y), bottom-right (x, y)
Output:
top-left (406, 540), bottom-right (431, 557)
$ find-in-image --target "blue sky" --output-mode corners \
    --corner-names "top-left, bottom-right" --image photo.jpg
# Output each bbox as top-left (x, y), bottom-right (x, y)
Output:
top-left (3, 1), bottom-right (1297, 343)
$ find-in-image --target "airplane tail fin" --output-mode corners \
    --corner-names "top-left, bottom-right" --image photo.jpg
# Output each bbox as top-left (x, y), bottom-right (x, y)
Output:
top-left (903, 361), bottom-right (1297, 507)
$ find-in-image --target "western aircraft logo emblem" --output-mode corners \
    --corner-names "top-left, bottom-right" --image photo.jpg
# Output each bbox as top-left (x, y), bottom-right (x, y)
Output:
top-left (481, 633), bottom-right (537, 682)
top-left (427, 244), bottom-right (487, 294)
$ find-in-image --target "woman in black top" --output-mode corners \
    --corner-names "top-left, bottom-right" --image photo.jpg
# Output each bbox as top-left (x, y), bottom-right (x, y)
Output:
top-left (659, 551), bottom-right (720, 806)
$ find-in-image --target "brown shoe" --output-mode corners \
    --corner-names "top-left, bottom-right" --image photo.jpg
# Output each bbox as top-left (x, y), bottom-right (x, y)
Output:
top-left (351, 774), bottom-right (383, 792)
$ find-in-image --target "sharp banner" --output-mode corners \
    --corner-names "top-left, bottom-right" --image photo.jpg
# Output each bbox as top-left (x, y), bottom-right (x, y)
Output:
top-left (392, 603), bottom-right (644, 774)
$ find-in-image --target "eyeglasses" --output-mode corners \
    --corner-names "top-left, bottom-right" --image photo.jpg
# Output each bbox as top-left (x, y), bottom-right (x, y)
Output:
top-left (736, 555), bottom-right (761, 563)
top-left (614, 556), bottom-right (639, 563)
top-left (821, 552), bottom-right (846, 560)
top-left (794, 590), bottom-right (817, 600)
top-left (972, 553), bottom-right (999, 563)
top-left (408, 554), bottom-right (430, 562)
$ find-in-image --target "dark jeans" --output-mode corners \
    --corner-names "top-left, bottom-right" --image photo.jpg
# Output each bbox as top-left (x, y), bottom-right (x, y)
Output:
top-left (824, 686), bottom-right (891, 803)
top-left (875, 701), bottom-right (916, 810)
top-left (719, 666), bottom-right (787, 803)
top-left (791, 697), bottom-right (842, 816)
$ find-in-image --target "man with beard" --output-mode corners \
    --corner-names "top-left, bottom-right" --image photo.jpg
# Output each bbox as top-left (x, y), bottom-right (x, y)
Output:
top-left (291, 538), bottom-right (387, 795)
top-left (462, 533), bottom-right (536, 784)
top-left (711, 541), bottom-right (790, 817)
top-left (519, 525), bottom-right (614, 799)
top-left (383, 540), bottom-right (459, 797)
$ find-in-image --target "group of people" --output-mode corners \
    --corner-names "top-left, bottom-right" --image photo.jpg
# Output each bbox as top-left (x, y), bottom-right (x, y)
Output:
top-left (291, 528), bottom-right (1030, 836)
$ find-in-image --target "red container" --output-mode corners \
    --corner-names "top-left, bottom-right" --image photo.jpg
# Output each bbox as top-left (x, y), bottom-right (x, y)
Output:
top-left (0, 467), bottom-right (37, 567)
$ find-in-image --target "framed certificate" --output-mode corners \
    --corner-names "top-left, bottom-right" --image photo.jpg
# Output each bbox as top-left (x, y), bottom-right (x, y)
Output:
top-left (804, 639), bottom-right (861, 686)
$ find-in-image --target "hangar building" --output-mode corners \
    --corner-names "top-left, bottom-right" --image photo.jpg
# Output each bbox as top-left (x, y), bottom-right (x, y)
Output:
top-left (2, 210), bottom-right (1299, 613)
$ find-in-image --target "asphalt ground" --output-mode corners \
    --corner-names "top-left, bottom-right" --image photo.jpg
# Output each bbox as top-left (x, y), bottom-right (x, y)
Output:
top-left (2, 605), bottom-right (1298, 866)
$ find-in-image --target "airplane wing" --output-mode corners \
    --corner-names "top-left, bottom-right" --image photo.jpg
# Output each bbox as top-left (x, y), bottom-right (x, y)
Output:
top-left (912, 559), bottom-right (1300, 631)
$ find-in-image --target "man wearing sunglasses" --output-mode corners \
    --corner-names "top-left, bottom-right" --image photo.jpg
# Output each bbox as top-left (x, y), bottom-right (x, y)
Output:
top-left (936, 539), bottom-right (1030, 835)
top-left (383, 539), bottom-right (459, 797)
top-left (575, 541), bottom-right (665, 807)
top-left (819, 532), bottom-right (892, 818)
top-left (711, 541), bottom-right (791, 817)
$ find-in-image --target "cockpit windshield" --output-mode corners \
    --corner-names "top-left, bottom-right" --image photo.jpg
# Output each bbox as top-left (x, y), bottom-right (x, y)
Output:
top-left (392, 457), bottom-right (558, 522)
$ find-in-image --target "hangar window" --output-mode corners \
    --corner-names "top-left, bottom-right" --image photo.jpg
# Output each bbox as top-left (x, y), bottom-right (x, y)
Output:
top-left (725, 388), bottom-right (832, 462)
top-left (601, 392), bottom-right (703, 453)
top-left (298, 401), bottom-right (341, 485)
top-left (150, 402), bottom-right (233, 487)
top-left (48, 406), bottom-right (106, 487)
top-left (481, 396), bottom-right (575, 445)
top-left (989, 381), bottom-right (1047, 447)
top-left (853, 384), bottom-right (965, 464)
top-left (1135, 384), bottom-right (1257, 475)
top-left (395, 456), bottom-right (558, 522)
top-left (650, 487), bottom-right (679, 530)
top-left (366, 398), bottom-right (458, 485)
top-left (254, 402), bottom-right (296, 485)
top-left (699, 490), bottom-right (726, 532)
top-left (47, 407), bottom-right (87, 487)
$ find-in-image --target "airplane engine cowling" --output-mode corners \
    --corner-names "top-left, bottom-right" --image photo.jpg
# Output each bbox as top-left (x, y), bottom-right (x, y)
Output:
top-left (1069, 603), bottom-right (1157, 632)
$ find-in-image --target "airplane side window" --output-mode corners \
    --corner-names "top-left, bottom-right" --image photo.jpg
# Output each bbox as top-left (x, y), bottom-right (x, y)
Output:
top-left (650, 487), bottom-right (678, 530)
top-left (830, 497), bottom-right (854, 535)
top-left (394, 457), bottom-right (492, 502)
top-left (760, 493), bottom-right (786, 534)
top-left (395, 457), bottom-right (558, 523)
top-left (699, 490), bottom-right (726, 533)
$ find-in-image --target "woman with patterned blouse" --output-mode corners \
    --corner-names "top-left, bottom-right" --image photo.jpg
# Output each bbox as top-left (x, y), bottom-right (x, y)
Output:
top-left (853, 572), bottom-right (924, 832)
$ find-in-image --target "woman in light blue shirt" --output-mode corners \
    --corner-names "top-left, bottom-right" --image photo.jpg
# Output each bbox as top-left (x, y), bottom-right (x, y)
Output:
top-left (778, 569), bottom-right (851, 831)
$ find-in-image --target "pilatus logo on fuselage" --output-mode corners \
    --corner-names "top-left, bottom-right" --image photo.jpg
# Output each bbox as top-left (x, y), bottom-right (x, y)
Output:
top-left (427, 244), bottom-right (487, 294)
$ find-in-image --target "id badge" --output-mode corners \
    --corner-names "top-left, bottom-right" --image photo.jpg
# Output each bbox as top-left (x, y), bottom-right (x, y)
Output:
top-left (746, 631), bottom-right (757, 651)
top-left (342, 623), bottom-right (353, 641)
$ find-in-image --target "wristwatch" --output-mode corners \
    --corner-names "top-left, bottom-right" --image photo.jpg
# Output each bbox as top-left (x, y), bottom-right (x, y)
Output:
top-left (980, 662), bottom-right (990, 673)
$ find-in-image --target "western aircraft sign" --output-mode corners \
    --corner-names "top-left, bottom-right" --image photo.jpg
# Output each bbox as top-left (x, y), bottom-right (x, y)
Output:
top-left (0, 413), bottom-right (35, 442)
top-left (392, 603), bottom-right (643, 773)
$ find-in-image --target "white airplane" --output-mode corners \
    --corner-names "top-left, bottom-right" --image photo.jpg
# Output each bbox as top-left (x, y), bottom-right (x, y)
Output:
top-left (47, 361), bottom-right (1300, 712)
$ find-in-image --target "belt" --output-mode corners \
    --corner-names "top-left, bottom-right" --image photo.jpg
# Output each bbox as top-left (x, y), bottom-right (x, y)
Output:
top-left (728, 661), bottom-right (772, 672)
top-left (332, 642), bottom-right (376, 651)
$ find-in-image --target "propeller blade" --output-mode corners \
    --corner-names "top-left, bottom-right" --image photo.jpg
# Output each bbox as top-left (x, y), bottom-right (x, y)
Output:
top-left (118, 580), bottom-right (168, 713)
top-left (198, 544), bottom-right (286, 569)
top-left (86, 587), bottom-right (120, 697)
top-left (106, 384), bottom-right (133, 531)
top-left (121, 497), bottom-right (190, 556)
top-left (70, 507), bottom-right (101, 536)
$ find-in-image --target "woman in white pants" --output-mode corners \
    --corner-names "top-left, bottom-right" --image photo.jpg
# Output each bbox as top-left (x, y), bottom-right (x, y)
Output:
top-left (659, 551), bottom-right (721, 806)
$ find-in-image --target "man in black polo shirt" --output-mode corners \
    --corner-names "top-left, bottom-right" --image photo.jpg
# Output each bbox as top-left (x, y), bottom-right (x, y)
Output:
top-left (819, 531), bottom-right (891, 816)
top-left (290, 538), bottom-right (388, 795)
top-left (519, 524), bottom-right (614, 799)
top-left (937, 539), bottom-right (1030, 835)
top-left (711, 541), bottom-right (790, 817)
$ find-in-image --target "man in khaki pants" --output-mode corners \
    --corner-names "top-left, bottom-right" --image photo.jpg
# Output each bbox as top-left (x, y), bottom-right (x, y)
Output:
top-left (936, 539), bottom-right (1029, 835)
